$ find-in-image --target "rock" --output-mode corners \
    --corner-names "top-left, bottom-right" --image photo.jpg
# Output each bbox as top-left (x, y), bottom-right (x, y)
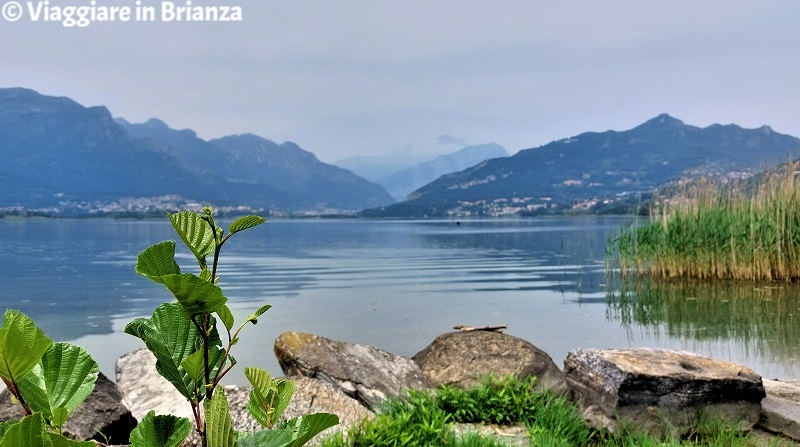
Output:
top-left (0, 372), bottom-right (136, 444)
top-left (412, 330), bottom-right (570, 394)
top-left (760, 379), bottom-right (800, 441)
top-left (275, 332), bottom-right (430, 408)
top-left (283, 376), bottom-right (374, 426)
top-left (563, 348), bottom-right (765, 438)
top-left (225, 377), bottom-right (372, 445)
top-left (115, 348), bottom-right (194, 422)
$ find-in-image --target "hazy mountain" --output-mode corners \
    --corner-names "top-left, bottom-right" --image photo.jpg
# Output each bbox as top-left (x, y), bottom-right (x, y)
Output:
top-left (0, 88), bottom-right (393, 214)
top-left (120, 118), bottom-right (393, 210)
top-left (363, 114), bottom-right (800, 217)
top-left (334, 134), bottom-right (467, 182)
top-left (208, 134), bottom-right (394, 210)
top-left (379, 143), bottom-right (509, 201)
top-left (0, 88), bottom-right (206, 208)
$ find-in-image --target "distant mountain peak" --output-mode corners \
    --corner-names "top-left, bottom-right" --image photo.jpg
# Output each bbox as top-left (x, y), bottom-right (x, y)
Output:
top-left (142, 118), bottom-right (170, 129)
top-left (636, 113), bottom-right (687, 130)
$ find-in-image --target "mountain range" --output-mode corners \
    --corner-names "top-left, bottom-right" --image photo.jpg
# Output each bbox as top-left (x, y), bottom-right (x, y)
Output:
top-left (3, 88), bottom-right (800, 218)
top-left (363, 114), bottom-right (800, 217)
top-left (0, 88), bottom-right (393, 215)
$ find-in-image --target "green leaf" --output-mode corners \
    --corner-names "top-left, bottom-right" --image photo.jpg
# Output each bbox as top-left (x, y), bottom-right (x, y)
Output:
top-left (129, 411), bottom-right (192, 447)
top-left (217, 305), bottom-right (235, 332)
top-left (228, 216), bottom-right (265, 236)
top-left (205, 388), bottom-right (237, 447)
top-left (169, 211), bottom-right (216, 261)
top-left (244, 367), bottom-right (294, 429)
top-left (50, 408), bottom-right (68, 431)
top-left (47, 433), bottom-right (95, 447)
top-left (124, 303), bottom-right (204, 400)
top-left (180, 350), bottom-right (206, 385)
top-left (244, 305), bottom-right (272, 326)
top-left (0, 420), bottom-right (19, 443)
top-left (161, 273), bottom-right (228, 316)
top-left (0, 413), bottom-right (49, 447)
top-left (278, 413), bottom-right (339, 447)
top-left (236, 429), bottom-right (293, 447)
top-left (0, 310), bottom-right (54, 385)
top-left (17, 342), bottom-right (99, 423)
top-left (199, 268), bottom-right (214, 283)
top-left (125, 303), bottom-right (226, 402)
top-left (136, 241), bottom-right (181, 281)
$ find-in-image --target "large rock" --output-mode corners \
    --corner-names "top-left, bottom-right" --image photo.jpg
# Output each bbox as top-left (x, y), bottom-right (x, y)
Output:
top-left (760, 379), bottom-right (800, 441)
top-left (564, 348), bottom-right (766, 438)
top-left (275, 332), bottom-right (430, 408)
top-left (0, 372), bottom-right (136, 444)
top-left (226, 377), bottom-right (372, 444)
top-left (115, 348), bottom-right (194, 421)
top-left (118, 347), bottom-right (370, 446)
top-left (412, 331), bottom-right (570, 394)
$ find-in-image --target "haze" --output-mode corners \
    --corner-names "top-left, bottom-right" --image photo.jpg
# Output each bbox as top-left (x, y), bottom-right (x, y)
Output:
top-left (1, 0), bottom-right (797, 163)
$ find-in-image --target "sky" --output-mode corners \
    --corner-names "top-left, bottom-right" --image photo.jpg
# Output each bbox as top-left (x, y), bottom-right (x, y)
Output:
top-left (1, 0), bottom-right (798, 164)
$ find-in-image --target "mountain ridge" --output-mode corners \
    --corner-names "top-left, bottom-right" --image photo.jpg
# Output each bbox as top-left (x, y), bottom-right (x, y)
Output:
top-left (0, 88), bottom-right (393, 215)
top-left (363, 113), bottom-right (800, 217)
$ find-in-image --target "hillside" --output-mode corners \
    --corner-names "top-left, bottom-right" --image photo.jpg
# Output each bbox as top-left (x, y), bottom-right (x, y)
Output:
top-left (379, 143), bottom-right (509, 201)
top-left (363, 114), bottom-right (800, 217)
top-left (0, 88), bottom-right (393, 215)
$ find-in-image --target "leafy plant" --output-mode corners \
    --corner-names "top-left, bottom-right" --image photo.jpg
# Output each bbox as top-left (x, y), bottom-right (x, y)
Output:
top-left (125, 208), bottom-right (338, 447)
top-left (0, 309), bottom-right (100, 446)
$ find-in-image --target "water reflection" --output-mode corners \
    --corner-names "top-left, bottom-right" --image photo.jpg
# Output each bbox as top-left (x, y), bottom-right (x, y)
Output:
top-left (606, 278), bottom-right (800, 375)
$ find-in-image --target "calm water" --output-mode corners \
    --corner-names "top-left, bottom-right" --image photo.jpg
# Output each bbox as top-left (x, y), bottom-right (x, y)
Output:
top-left (2, 217), bottom-right (799, 385)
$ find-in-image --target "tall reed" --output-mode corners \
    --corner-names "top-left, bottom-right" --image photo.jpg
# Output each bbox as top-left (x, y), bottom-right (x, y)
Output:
top-left (612, 162), bottom-right (800, 281)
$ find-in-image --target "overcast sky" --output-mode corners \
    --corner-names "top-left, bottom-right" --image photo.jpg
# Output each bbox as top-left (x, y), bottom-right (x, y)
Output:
top-left (1, 1), bottom-right (798, 163)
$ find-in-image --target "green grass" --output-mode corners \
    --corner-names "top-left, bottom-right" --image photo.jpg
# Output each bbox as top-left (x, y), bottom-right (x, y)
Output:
top-left (319, 374), bottom-right (768, 447)
top-left (610, 163), bottom-right (800, 281)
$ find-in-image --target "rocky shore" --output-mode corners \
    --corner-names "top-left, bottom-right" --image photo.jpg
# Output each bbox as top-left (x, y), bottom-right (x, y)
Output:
top-left (2, 329), bottom-right (799, 446)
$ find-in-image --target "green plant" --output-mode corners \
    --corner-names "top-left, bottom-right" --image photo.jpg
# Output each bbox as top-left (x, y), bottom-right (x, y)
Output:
top-left (322, 374), bottom-right (770, 447)
top-left (609, 161), bottom-right (800, 282)
top-left (125, 208), bottom-right (338, 447)
top-left (0, 309), bottom-right (99, 446)
top-left (437, 374), bottom-right (539, 425)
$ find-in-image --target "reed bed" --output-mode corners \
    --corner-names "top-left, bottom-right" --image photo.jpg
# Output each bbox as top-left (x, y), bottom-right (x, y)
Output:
top-left (612, 162), bottom-right (800, 281)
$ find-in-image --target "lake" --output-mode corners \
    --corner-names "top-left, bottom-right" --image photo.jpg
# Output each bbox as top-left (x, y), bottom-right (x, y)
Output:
top-left (2, 216), bottom-right (799, 385)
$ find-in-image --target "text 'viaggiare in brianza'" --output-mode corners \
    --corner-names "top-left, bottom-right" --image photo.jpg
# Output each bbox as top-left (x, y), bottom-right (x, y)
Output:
top-left (2, 0), bottom-right (243, 27)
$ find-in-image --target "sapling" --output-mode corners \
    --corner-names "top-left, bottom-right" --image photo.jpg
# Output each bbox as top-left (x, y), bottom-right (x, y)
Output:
top-left (0, 309), bottom-right (99, 446)
top-left (125, 208), bottom-right (337, 447)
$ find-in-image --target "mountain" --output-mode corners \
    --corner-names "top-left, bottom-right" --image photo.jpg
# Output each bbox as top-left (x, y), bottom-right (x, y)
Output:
top-left (0, 88), bottom-right (393, 215)
top-left (379, 143), bottom-right (509, 201)
top-left (334, 134), bottom-right (467, 182)
top-left (120, 119), bottom-right (393, 211)
top-left (0, 88), bottom-right (205, 209)
top-left (207, 134), bottom-right (394, 210)
top-left (363, 114), bottom-right (800, 217)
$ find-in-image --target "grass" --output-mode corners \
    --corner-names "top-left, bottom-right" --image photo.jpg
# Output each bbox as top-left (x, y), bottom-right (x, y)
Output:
top-left (610, 162), bottom-right (800, 281)
top-left (319, 374), bottom-right (772, 447)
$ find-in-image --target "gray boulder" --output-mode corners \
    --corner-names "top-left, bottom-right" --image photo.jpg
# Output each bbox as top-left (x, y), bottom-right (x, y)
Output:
top-left (760, 379), bottom-right (800, 441)
top-left (117, 348), bottom-right (370, 446)
top-left (412, 330), bottom-right (570, 394)
top-left (274, 332), bottom-right (430, 408)
top-left (226, 377), bottom-right (371, 444)
top-left (564, 348), bottom-right (766, 438)
top-left (0, 372), bottom-right (136, 444)
top-left (115, 348), bottom-right (194, 421)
